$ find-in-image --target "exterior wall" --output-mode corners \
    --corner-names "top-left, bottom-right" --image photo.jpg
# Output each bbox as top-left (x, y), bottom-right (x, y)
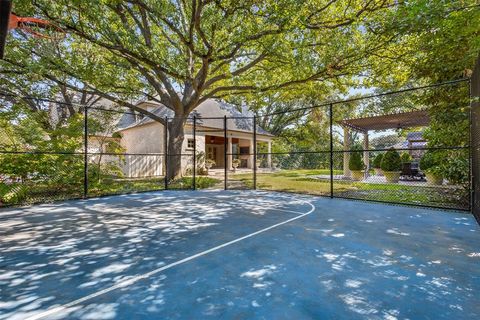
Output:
top-left (87, 136), bottom-right (120, 153)
top-left (180, 130), bottom-right (206, 175)
top-left (117, 122), bottom-right (272, 176)
top-left (120, 122), bottom-right (164, 177)
top-left (121, 122), bottom-right (164, 154)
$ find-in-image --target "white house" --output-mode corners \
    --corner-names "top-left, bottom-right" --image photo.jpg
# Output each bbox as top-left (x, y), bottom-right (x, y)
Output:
top-left (114, 98), bottom-right (274, 177)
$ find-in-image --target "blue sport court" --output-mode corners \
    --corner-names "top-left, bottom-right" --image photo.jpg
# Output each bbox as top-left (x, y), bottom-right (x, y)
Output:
top-left (1, 190), bottom-right (479, 319)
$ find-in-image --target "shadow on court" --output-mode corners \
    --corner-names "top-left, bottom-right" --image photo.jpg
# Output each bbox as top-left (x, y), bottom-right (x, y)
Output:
top-left (0, 190), bottom-right (479, 319)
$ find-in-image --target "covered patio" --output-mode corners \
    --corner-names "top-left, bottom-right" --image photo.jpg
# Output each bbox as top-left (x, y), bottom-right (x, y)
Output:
top-left (202, 132), bottom-right (273, 170)
top-left (339, 110), bottom-right (430, 178)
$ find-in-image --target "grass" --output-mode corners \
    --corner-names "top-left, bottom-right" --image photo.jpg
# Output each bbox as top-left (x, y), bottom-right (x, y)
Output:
top-left (233, 170), bottom-right (334, 195)
top-left (232, 169), bottom-right (469, 209)
top-left (0, 169), bottom-right (467, 210)
top-left (0, 176), bottom-right (220, 206)
top-left (89, 177), bottom-right (166, 196)
top-left (90, 176), bottom-right (220, 196)
top-left (168, 176), bottom-right (220, 190)
top-left (0, 182), bottom-right (84, 206)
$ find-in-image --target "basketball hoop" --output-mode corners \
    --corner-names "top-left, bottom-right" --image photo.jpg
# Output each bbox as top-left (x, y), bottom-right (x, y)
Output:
top-left (0, 0), bottom-right (65, 59)
top-left (9, 13), bottom-right (65, 40)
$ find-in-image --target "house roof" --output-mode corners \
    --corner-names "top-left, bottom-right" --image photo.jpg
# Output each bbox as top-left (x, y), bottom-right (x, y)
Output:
top-left (339, 110), bottom-right (430, 133)
top-left (392, 141), bottom-right (427, 149)
top-left (117, 98), bottom-right (273, 136)
top-left (406, 131), bottom-right (424, 142)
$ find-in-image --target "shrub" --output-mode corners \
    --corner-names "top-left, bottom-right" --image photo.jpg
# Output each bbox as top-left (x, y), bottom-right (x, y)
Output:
top-left (372, 154), bottom-right (383, 169)
top-left (419, 151), bottom-right (438, 172)
top-left (169, 176), bottom-right (219, 189)
top-left (195, 177), bottom-right (219, 189)
top-left (0, 183), bottom-right (28, 205)
top-left (185, 165), bottom-right (208, 176)
top-left (380, 148), bottom-right (402, 172)
top-left (441, 156), bottom-right (468, 186)
top-left (348, 150), bottom-right (363, 171)
top-left (400, 152), bottom-right (412, 163)
top-left (197, 167), bottom-right (208, 175)
top-left (196, 151), bottom-right (206, 168)
top-left (205, 159), bottom-right (216, 168)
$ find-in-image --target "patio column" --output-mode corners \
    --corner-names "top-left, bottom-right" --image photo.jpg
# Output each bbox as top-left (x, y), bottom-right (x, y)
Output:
top-left (343, 126), bottom-right (351, 178)
top-left (267, 141), bottom-right (272, 168)
top-left (227, 136), bottom-right (232, 170)
top-left (363, 132), bottom-right (369, 172)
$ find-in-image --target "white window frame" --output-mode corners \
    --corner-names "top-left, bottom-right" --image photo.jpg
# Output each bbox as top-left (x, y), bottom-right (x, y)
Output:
top-left (187, 138), bottom-right (195, 150)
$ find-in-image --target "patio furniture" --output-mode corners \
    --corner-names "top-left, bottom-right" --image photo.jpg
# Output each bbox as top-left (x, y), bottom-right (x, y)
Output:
top-left (400, 161), bottom-right (425, 181)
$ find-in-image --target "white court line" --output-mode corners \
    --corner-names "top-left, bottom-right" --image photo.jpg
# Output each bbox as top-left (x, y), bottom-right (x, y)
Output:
top-left (97, 202), bottom-right (309, 218)
top-left (25, 200), bottom-right (316, 320)
top-left (85, 196), bottom-right (310, 220)
top-left (0, 191), bottom-right (281, 216)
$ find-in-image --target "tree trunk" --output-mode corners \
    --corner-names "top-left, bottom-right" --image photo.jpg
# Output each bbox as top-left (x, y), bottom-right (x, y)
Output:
top-left (166, 116), bottom-right (187, 181)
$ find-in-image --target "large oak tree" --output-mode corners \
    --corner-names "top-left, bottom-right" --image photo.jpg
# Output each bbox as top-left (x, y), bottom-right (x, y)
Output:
top-left (1, 0), bottom-right (419, 179)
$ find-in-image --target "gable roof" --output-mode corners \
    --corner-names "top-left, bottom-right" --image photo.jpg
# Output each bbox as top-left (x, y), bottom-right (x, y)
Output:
top-left (117, 98), bottom-right (272, 136)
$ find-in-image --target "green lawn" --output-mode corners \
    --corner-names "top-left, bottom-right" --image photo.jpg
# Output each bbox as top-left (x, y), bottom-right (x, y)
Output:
top-left (0, 169), bottom-right (468, 210)
top-left (232, 169), bottom-right (469, 209)
top-left (0, 176), bottom-right (220, 206)
top-left (232, 169), bottom-right (337, 195)
top-left (90, 176), bottom-right (220, 196)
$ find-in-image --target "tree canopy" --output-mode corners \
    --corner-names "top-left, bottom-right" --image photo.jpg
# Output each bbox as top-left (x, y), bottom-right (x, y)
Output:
top-left (5, 1), bottom-right (404, 114)
top-left (1, 0), bottom-right (479, 179)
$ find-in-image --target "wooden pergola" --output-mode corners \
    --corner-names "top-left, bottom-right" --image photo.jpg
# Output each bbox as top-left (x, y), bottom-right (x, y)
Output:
top-left (339, 110), bottom-right (430, 177)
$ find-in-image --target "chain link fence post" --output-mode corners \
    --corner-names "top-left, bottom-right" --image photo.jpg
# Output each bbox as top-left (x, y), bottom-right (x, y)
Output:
top-left (193, 116), bottom-right (196, 190)
top-left (164, 116), bottom-right (168, 190)
top-left (224, 115), bottom-right (228, 190)
top-left (253, 115), bottom-right (257, 190)
top-left (83, 105), bottom-right (88, 199)
top-left (471, 54), bottom-right (480, 223)
top-left (329, 104), bottom-right (334, 198)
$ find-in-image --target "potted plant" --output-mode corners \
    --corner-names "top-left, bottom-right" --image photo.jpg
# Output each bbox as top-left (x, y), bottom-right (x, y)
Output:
top-left (256, 158), bottom-right (262, 168)
top-left (272, 159), bottom-right (279, 170)
top-left (372, 153), bottom-right (383, 176)
top-left (400, 152), bottom-right (412, 177)
top-left (348, 150), bottom-right (364, 181)
top-left (381, 148), bottom-right (402, 183)
top-left (232, 158), bottom-right (241, 172)
top-left (419, 152), bottom-right (443, 185)
top-left (195, 151), bottom-right (208, 175)
top-left (205, 159), bottom-right (215, 175)
top-left (400, 152), bottom-right (412, 163)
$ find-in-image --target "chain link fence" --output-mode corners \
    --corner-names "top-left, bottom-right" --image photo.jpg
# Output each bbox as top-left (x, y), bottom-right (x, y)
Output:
top-left (0, 79), bottom-right (475, 213)
top-left (249, 79), bottom-right (471, 211)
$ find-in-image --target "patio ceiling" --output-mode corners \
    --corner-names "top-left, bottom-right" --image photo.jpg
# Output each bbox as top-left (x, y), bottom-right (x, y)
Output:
top-left (339, 110), bottom-right (430, 133)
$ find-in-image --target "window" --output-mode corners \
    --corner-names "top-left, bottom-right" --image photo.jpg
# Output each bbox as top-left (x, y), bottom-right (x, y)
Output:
top-left (187, 139), bottom-right (195, 149)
